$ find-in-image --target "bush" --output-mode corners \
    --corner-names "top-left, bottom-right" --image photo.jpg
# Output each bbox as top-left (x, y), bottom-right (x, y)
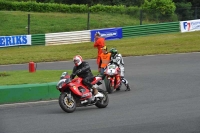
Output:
top-left (6, 0), bottom-right (35, 1)
top-left (142, 0), bottom-right (176, 21)
top-left (0, 0), bottom-right (139, 14)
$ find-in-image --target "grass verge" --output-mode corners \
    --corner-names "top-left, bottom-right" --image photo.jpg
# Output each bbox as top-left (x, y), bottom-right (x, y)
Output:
top-left (0, 11), bottom-right (152, 36)
top-left (0, 31), bottom-right (200, 65)
top-left (0, 31), bottom-right (200, 86)
top-left (0, 70), bottom-right (99, 85)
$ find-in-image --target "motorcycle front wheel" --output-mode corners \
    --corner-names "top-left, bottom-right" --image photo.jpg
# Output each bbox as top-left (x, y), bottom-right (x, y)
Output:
top-left (105, 78), bottom-right (114, 94)
top-left (59, 92), bottom-right (76, 113)
top-left (95, 89), bottom-right (109, 108)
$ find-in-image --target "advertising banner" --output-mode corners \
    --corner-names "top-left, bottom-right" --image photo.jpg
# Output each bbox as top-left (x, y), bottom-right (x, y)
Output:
top-left (0, 35), bottom-right (31, 47)
top-left (180, 19), bottom-right (200, 33)
top-left (90, 28), bottom-right (122, 42)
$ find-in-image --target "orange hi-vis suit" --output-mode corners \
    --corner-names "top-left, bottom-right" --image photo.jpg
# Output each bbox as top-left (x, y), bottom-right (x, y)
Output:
top-left (99, 52), bottom-right (111, 68)
top-left (94, 37), bottom-right (105, 65)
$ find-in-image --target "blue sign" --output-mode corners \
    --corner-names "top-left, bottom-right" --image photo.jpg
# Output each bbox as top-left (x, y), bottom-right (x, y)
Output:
top-left (0, 35), bottom-right (31, 47)
top-left (91, 28), bottom-right (122, 42)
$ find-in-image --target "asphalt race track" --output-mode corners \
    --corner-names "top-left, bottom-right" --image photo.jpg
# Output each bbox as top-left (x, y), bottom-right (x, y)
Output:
top-left (0, 53), bottom-right (200, 133)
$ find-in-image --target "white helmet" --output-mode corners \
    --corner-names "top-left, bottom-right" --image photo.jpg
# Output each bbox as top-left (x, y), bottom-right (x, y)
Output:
top-left (73, 55), bottom-right (83, 66)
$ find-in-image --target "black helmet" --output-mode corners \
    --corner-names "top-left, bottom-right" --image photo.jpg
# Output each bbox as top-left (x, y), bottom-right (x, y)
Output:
top-left (110, 48), bottom-right (118, 57)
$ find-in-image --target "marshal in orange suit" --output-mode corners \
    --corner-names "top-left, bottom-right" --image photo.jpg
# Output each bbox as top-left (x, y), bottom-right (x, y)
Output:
top-left (93, 32), bottom-right (105, 67)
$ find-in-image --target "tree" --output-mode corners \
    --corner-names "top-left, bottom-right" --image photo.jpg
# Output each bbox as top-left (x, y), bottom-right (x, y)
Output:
top-left (172, 0), bottom-right (199, 20)
top-left (173, 0), bottom-right (200, 7)
top-left (192, 0), bottom-right (200, 7)
top-left (175, 1), bottom-right (193, 20)
top-left (142, 0), bottom-right (176, 16)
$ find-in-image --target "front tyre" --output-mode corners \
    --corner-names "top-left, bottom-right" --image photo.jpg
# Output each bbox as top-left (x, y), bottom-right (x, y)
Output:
top-left (105, 79), bottom-right (114, 94)
top-left (95, 89), bottom-right (109, 108)
top-left (59, 92), bottom-right (76, 113)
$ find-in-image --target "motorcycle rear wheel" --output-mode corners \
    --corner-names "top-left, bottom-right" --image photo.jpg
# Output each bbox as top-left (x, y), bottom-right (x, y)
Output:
top-left (59, 92), bottom-right (76, 113)
top-left (95, 89), bottom-right (109, 108)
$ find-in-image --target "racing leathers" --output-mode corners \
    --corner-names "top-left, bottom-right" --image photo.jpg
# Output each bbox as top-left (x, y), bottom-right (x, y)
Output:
top-left (70, 61), bottom-right (94, 90)
top-left (110, 53), bottom-right (131, 91)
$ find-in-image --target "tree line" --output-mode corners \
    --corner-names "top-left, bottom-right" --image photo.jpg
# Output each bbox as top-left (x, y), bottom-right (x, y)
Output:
top-left (36, 0), bottom-right (200, 8)
top-left (4, 0), bottom-right (200, 20)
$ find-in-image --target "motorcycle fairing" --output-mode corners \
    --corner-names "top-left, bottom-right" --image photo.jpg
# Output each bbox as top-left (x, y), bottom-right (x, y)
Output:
top-left (91, 76), bottom-right (102, 85)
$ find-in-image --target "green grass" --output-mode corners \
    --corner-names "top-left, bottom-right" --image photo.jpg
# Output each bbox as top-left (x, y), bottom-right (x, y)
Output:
top-left (0, 30), bottom-right (200, 86)
top-left (0, 31), bottom-right (200, 65)
top-left (0, 11), bottom-right (153, 36)
top-left (0, 70), bottom-right (99, 85)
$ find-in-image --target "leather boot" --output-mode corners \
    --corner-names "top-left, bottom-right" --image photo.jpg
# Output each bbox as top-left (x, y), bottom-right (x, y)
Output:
top-left (125, 84), bottom-right (131, 91)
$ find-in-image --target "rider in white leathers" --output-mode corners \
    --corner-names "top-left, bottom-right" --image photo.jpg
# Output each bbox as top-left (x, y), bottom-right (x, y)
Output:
top-left (109, 48), bottom-right (131, 91)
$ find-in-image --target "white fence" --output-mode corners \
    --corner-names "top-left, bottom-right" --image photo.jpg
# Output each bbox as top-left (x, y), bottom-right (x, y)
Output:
top-left (45, 30), bottom-right (91, 46)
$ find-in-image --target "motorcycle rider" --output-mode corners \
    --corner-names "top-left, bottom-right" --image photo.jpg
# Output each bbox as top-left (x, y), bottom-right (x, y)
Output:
top-left (70, 55), bottom-right (103, 97)
top-left (109, 48), bottom-right (131, 91)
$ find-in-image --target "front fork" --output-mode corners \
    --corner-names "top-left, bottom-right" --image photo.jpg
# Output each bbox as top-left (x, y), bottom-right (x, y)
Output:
top-left (108, 76), bottom-right (115, 87)
top-left (115, 75), bottom-right (121, 88)
top-left (108, 75), bottom-right (121, 89)
top-left (65, 91), bottom-right (72, 101)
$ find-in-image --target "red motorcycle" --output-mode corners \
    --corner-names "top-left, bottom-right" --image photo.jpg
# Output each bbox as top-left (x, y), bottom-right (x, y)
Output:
top-left (56, 72), bottom-right (109, 113)
top-left (104, 63), bottom-right (122, 94)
